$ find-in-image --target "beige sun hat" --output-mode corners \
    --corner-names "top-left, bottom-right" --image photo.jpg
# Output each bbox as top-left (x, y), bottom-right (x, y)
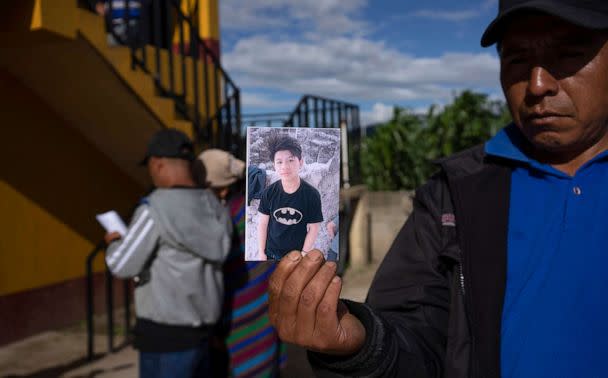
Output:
top-left (198, 149), bottom-right (245, 188)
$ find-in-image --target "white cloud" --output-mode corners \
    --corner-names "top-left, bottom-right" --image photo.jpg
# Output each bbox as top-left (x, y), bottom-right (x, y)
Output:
top-left (221, 0), bottom-right (502, 116)
top-left (220, 0), bottom-right (368, 34)
top-left (412, 9), bottom-right (479, 22)
top-left (220, 7), bottom-right (288, 31)
top-left (224, 36), bottom-right (500, 103)
top-left (410, 0), bottom-right (497, 22)
top-left (241, 92), bottom-right (296, 109)
top-left (361, 102), bottom-right (394, 126)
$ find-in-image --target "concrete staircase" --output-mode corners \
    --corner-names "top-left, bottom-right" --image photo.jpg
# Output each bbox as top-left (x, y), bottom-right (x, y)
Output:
top-left (77, 9), bottom-right (196, 138)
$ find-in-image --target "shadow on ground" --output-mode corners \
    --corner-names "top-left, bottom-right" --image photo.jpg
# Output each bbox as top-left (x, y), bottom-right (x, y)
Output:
top-left (2, 344), bottom-right (133, 378)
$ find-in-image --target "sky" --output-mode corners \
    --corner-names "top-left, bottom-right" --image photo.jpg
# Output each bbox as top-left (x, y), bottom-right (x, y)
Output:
top-left (219, 0), bottom-right (503, 126)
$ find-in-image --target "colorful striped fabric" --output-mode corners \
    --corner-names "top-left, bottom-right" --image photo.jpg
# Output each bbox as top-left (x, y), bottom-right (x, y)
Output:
top-left (222, 194), bottom-right (287, 377)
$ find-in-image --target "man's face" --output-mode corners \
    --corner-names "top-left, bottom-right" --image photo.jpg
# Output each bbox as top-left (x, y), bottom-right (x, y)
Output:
top-left (500, 13), bottom-right (608, 157)
top-left (273, 150), bottom-right (302, 181)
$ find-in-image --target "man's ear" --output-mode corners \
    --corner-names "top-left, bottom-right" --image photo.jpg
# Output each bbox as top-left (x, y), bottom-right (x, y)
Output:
top-left (149, 157), bottom-right (162, 173)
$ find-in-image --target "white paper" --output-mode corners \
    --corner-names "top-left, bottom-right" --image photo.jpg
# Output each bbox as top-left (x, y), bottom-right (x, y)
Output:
top-left (96, 210), bottom-right (128, 236)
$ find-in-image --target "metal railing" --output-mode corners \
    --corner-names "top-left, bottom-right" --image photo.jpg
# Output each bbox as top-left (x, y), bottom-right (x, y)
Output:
top-left (284, 95), bottom-right (362, 185)
top-left (208, 90), bottom-right (242, 157)
top-left (282, 95), bottom-right (362, 265)
top-left (241, 112), bottom-right (291, 128)
top-left (283, 94), bottom-right (360, 130)
top-left (106, 0), bottom-right (241, 150)
top-left (239, 95), bottom-right (362, 184)
top-left (85, 242), bottom-right (132, 361)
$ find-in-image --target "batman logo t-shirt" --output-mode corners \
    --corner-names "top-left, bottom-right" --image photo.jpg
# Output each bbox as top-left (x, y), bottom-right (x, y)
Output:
top-left (258, 179), bottom-right (323, 259)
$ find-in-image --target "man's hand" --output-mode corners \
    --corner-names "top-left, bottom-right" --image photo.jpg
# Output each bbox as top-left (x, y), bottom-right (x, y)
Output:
top-left (269, 250), bottom-right (366, 356)
top-left (104, 231), bottom-right (121, 245)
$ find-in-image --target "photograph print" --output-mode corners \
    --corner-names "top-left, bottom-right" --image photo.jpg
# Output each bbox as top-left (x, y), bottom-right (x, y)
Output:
top-left (245, 127), bottom-right (341, 261)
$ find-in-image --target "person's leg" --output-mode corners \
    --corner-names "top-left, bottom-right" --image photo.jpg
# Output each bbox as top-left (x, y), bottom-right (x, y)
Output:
top-left (139, 351), bottom-right (160, 378)
top-left (158, 348), bottom-right (204, 378)
top-left (193, 337), bottom-right (211, 377)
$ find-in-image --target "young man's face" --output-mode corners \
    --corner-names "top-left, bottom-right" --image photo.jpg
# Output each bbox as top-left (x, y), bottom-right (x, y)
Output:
top-left (273, 150), bottom-right (303, 181)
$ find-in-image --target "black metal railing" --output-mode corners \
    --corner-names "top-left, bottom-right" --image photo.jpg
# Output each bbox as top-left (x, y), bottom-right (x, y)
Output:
top-left (284, 95), bottom-right (362, 186)
top-left (106, 0), bottom-right (240, 150)
top-left (283, 95), bottom-right (362, 267)
top-left (86, 242), bottom-right (132, 361)
top-left (241, 112), bottom-right (291, 129)
top-left (283, 95), bottom-right (359, 129)
top-left (208, 89), bottom-right (242, 157)
top-left (239, 95), bottom-right (362, 184)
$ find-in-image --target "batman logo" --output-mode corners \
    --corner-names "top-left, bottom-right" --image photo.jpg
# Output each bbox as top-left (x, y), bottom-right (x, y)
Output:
top-left (273, 207), bottom-right (303, 225)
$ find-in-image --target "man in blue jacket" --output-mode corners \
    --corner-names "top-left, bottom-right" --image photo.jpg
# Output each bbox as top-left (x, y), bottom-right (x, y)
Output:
top-left (268, 0), bottom-right (608, 376)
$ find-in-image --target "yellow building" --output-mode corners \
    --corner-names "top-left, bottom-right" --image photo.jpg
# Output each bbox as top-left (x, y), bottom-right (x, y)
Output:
top-left (0, 0), bottom-right (226, 346)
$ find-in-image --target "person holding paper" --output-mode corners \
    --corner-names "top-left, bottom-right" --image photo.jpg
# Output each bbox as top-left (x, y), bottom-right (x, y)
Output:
top-left (257, 135), bottom-right (323, 260)
top-left (104, 129), bottom-right (232, 378)
top-left (97, 210), bottom-right (128, 237)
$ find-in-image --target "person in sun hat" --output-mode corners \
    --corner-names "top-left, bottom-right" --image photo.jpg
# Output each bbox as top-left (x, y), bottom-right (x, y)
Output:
top-left (197, 148), bottom-right (246, 199)
top-left (267, 0), bottom-right (608, 376)
top-left (104, 129), bottom-right (232, 378)
top-left (198, 149), bottom-right (288, 377)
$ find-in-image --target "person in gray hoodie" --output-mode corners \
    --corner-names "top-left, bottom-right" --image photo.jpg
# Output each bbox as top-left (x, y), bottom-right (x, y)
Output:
top-left (104, 129), bottom-right (232, 378)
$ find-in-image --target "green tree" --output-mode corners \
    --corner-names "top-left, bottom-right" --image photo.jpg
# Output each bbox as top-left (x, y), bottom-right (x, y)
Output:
top-left (361, 90), bottom-right (511, 190)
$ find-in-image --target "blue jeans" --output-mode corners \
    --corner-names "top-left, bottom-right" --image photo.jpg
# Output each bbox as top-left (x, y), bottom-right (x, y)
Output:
top-left (139, 340), bottom-right (209, 378)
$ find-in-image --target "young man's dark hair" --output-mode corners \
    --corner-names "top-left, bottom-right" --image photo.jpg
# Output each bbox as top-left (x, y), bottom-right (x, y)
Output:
top-left (268, 134), bottom-right (303, 162)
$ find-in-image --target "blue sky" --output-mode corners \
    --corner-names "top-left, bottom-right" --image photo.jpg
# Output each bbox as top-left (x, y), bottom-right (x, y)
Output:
top-left (219, 0), bottom-right (503, 126)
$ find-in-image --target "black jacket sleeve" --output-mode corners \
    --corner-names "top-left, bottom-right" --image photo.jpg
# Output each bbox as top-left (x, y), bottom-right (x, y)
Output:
top-left (310, 174), bottom-right (452, 377)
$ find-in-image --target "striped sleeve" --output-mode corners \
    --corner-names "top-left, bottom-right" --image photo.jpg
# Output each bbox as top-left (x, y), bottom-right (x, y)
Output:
top-left (105, 204), bottom-right (159, 278)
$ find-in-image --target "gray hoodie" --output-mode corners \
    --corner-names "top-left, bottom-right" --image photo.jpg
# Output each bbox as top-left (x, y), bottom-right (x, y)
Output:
top-left (106, 188), bottom-right (232, 327)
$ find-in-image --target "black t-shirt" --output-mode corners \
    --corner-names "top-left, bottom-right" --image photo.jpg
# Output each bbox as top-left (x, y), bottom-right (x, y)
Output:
top-left (258, 179), bottom-right (323, 259)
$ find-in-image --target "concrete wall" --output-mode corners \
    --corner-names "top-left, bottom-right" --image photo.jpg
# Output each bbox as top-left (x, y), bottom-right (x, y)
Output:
top-left (349, 191), bottom-right (413, 269)
top-left (0, 70), bottom-right (144, 345)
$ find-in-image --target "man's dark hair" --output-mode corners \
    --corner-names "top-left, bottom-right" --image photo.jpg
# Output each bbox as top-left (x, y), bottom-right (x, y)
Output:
top-left (268, 134), bottom-right (302, 162)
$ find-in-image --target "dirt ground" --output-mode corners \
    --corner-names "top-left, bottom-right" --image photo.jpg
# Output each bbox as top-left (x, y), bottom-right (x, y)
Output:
top-left (0, 247), bottom-right (385, 378)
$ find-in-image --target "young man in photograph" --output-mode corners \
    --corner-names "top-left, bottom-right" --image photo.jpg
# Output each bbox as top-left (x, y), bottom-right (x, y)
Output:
top-left (257, 134), bottom-right (323, 260)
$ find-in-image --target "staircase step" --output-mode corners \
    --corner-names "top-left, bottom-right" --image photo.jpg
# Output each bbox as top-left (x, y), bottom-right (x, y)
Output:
top-left (169, 119), bottom-right (196, 139)
top-left (76, 8), bottom-right (218, 142)
top-left (77, 10), bottom-right (106, 44)
top-left (143, 46), bottom-right (221, 118)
